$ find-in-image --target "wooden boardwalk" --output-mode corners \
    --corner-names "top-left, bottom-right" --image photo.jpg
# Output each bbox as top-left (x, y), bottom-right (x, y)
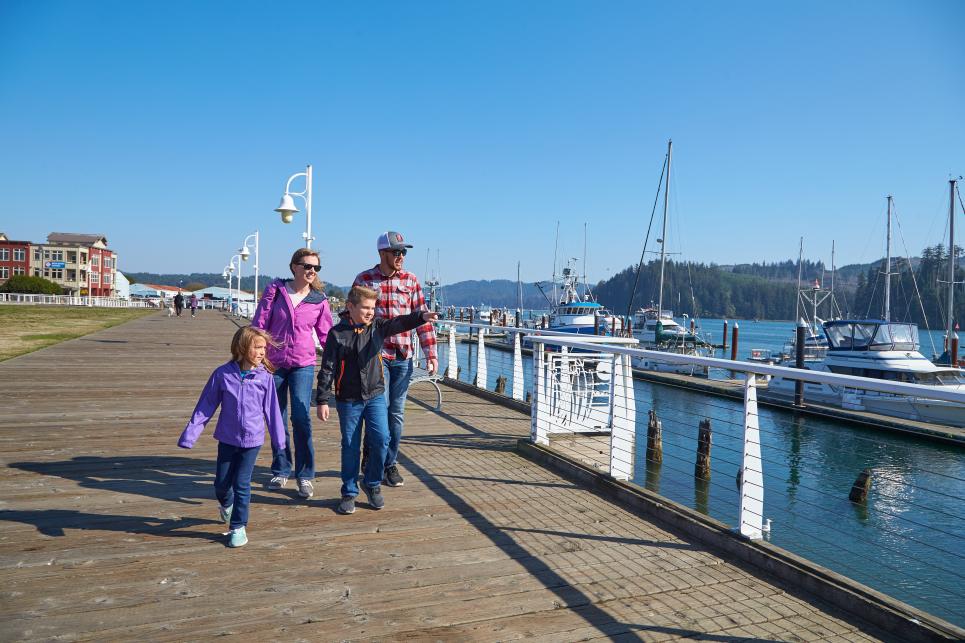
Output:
top-left (0, 312), bottom-right (893, 641)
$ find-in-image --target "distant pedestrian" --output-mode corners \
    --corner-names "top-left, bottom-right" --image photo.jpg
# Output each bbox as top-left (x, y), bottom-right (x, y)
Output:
top-left (316, 286), bottom-right (438, 514)
top-left (178, 326), bottom-right (286, 548)
top-left (189, 294), bottom-right (199, 318)
top-left (251, 248), bottom-right (334, 499)
top-left (353, 231), bottom-right (437, 489)
top-left (174, 289), bottom-right (185, 317)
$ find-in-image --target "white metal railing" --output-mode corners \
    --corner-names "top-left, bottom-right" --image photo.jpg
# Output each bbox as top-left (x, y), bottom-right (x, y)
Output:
top-left (432, 320), bottom-right (965, 539)
top-left (0, 293), bottom-right (152, 308)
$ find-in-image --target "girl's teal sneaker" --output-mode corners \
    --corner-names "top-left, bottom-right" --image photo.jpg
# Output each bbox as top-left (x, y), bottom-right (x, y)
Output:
top-left (227, 526), bottom-right (247, 548)
top-left (219, 503), bottom-right (232, 525)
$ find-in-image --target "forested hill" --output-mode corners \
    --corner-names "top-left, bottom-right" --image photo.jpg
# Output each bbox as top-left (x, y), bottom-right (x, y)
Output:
top-left (592, 261), bottom-right (811, 320)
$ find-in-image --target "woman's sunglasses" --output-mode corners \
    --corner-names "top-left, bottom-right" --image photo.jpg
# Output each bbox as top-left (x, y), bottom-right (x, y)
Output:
top-left (296, 262), bottom-right (320, 272)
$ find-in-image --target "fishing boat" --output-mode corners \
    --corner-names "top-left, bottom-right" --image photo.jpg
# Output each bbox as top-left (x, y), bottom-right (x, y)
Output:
top-left (547, 259), bottom-right (614, 335)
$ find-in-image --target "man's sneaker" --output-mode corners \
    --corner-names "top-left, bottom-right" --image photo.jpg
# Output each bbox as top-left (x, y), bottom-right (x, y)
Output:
top-left (337, 496), bottom-right (356, 515)
top-left (219, 503), bottom-right (233, 525)
top-left (268, 476), bottom-right (288, 490)
top-left (383, 464), bottom-right (404, 488)
top-left (362, 484), bottom-right (385, 510)
top-left (297, 479), bottom-right (314, 499)
top-left (228, 526), bottom-right (248, 548)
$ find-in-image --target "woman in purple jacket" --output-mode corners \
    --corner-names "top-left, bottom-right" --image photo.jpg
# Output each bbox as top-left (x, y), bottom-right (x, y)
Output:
top-left (251, 248), bottom-right (334, 500)
top-left (178, 326), bottom-right (286, 547)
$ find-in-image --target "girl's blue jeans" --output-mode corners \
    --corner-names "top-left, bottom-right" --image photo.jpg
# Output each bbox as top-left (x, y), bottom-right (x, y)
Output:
top-left (270, 365), bottom-right (315, 480)
top-left (214, 442), bottom-right (261, 531)
top-left (336, 395), bottom-right (389, 497)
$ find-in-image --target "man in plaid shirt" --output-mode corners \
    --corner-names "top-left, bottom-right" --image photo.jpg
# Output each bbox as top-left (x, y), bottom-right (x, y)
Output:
top-left (353, 230), bottom-right (437, 488)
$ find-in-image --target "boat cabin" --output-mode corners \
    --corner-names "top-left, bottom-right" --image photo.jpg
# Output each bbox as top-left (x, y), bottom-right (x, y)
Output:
top-left (823, 320), bottom-right (919, 352)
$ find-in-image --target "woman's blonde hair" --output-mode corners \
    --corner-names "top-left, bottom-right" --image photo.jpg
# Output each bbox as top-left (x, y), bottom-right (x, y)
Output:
top-left (231, 326), bottom-right (278, 372)
top-left (289, 248), bottom-right (324, 292)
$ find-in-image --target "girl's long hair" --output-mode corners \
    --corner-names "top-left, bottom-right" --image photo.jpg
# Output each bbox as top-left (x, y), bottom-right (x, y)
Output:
top-left (289, 248), bottom-right (325, 292)
top-left (231, 326), bottom-right (278, 373)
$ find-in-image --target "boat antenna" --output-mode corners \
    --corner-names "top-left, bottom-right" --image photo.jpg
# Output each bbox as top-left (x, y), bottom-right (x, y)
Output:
top-left (582, 221), bottom-right (588, 300)
top-left (795, 237), bottom-right (803, 323)
top-left (517, 261), bottom-right (523, 312)
top-left (624, 148), bottom-right (668, 322)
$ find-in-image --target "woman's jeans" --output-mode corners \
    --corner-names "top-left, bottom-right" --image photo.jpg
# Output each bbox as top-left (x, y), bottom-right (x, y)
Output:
top-left (214, 442), bottom-right (261, 531)
top-left (271, 365), bottom-right (315, 480)
top-left (336, 395), bottom-right (389, 497)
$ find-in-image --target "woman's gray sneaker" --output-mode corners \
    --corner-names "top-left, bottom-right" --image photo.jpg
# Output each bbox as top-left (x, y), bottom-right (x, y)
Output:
top-left (337, 496), bottom-right (356, 515)
top-left (363, 485), bottom-right (385, 510)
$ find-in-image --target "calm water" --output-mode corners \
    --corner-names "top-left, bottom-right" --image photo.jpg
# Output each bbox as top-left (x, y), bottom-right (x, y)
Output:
top-left (438, 335), bottom-right (965, 627)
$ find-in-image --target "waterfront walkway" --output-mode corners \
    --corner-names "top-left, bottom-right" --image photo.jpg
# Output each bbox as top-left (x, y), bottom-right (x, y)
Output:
top-left (0, 313), bottom-right (892, 641)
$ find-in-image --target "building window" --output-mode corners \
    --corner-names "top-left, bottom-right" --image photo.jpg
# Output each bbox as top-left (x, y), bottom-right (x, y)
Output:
top-left (47, 250), bottom-right (64, 262)
top-left (33, 268), bottom-right (41, 277)
top-left (67, 251), bottom-right (77, 263)
top-left (91, 255), bottom-right (100, 267)
top-left (91, 272), bottom-right (100, 283)
top-left (67, 269), bottom-right (77, 281)
top-left (14, 248), bottom-right (25, 262)
top-left (34, 249), bottom-right (42, 261)
top-left (0, 249), bottom-right (8, 261)
top-left (103, 273), bottom-right (112, 284)
top-left (0, 267), bottom-right (8, 279)
top-left (103, 257), bottom-right (112, 269)
top-left (14, 267), bottom-right (24, 276)
top-left (45, 268), bottom-right (64, 280)
top-left (80, 252), bottom-right (87, 264)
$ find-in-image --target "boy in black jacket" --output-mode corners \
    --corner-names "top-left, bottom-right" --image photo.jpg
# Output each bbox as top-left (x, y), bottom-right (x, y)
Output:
top-left (316, 286), bottom-right (438, 514)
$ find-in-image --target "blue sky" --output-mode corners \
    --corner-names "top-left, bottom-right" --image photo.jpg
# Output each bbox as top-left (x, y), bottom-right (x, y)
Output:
top-left (1, 1), bottom-right (962, 286)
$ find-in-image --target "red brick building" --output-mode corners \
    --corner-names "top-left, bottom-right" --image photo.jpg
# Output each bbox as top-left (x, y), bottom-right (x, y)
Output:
top-left (31, 233), bottom-right (118, 296)
top-left (0, 233), bottom-right (32, 286)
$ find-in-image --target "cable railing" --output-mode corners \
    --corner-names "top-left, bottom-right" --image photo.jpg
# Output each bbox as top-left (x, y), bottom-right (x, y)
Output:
top-left (430, 319), bottom-right (965, 627)
top-left (0, 292), bottom-right (153, 308)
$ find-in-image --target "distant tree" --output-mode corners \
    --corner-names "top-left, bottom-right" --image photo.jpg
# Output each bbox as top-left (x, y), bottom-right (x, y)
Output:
top-left (0, 275), bottom-right (63, 294)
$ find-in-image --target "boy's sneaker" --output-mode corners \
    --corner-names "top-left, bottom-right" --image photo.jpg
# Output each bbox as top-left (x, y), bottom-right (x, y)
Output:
top-left (228, 526), bottom-right (248, 548)
top-left (219, 503), bottom-right (233, 525)
top-left (337, 496), bottom-right (356, 515)
top-left (362, 484), bottom-right (385, 510)
top-left (383, 464), bottom-right (404, 487)
top-left (268, 476), bottom-right (288, 490)
top-left (297, 479), bottom-right (314, 499)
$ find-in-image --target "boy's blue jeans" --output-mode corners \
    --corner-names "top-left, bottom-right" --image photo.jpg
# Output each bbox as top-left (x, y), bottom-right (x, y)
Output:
top-left (271, 365), bottom-right (315, 480)
top-left (336, 395), bottom-right (389, 498)
top-left (214, 442), bottom-right (261, 531)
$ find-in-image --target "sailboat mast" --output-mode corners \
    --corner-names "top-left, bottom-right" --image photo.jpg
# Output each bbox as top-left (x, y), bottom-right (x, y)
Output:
top-left (884, 195), bottom-right (893, 322)
top-left (552, 221), bottom-right (560, 305)
top-left (795, 237), bottom-right (803, 323)
top-left (830, 240), bottom-right (836, 318)
top-left (948, 179), bottom-right (957, 341)
top-left (657, 139), bottom-right (671, 316)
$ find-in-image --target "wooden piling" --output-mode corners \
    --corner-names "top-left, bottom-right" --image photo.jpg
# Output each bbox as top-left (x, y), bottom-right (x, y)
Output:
top-left (730, 323), bottom-right (739, 361)
top-left (849, 468), bottom-right (873, 503)
top-left (695, 418), bottom-right (712, 480)
top-left (722, 320), bottom-right (728, 351)
top-left (646, 409), bottom-right (663, 463)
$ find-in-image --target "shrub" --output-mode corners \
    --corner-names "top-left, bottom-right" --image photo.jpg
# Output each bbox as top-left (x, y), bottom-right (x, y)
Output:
top-left (0, 275), bottom-right (63, 295)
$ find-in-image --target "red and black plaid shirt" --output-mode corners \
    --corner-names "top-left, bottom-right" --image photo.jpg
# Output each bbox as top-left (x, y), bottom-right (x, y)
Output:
top-left (353, 265), bottom-right (437, 361)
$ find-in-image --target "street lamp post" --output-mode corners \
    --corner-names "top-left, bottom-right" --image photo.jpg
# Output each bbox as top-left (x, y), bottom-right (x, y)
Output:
top-left (228, 254), bottom-right (242, 316)
top-left (274, 164), bottom-right (314, 248)
top-left (240, 230), bottom-right (260, 302)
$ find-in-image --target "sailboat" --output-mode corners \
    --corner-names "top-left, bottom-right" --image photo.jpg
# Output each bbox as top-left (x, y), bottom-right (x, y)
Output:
top-left (935, 178), bottom-right (961, 367)
top-left (631, 140), bottom-right (714, 376)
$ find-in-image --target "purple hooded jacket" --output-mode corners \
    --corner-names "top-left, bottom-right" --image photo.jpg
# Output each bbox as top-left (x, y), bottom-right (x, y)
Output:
top-left (178, 361), bottom-right (287, 450)
top-left (251, 279), bottom-right (334, 369)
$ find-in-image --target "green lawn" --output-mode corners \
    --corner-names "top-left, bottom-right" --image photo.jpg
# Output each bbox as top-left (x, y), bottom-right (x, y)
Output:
top-left (0, 305), bottom-right (156, 361)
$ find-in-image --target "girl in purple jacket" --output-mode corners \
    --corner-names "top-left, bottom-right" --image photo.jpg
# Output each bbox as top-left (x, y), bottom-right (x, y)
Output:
top-left (178, 326), bottom-right (286, 548)
top-left (251, 248), bottom-right (334, 500)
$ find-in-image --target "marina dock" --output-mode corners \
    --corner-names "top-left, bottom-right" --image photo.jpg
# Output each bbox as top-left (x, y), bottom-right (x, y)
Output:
top-left (1, 313), bottom-right (961, 640)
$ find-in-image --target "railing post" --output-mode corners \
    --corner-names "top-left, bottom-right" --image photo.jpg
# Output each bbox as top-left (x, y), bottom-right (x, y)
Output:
top-left (475, 326), bottom-right (487, 389)
top-left (447, 324), bottom-right (457, 381)
top-left (558, 346), bottom-right (571, 426)
top-left (511, 330), bottom-right (524, 401)
top-left (609, 353), bottom-right (633, 480)
top-left (739, 376), bottom-right (764, 540)
top-left (531, 341), bottom-right (549, 445)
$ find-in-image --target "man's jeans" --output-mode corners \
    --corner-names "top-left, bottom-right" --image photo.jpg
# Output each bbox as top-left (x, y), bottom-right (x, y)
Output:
top-left (336, 395), bottom-right (389, 497)
top-left (271, 365), bottom-right (315, 480)
top-left (383, 357), bottom-right (413, 467)
top-left (214, 442), bottom-right (261, 531)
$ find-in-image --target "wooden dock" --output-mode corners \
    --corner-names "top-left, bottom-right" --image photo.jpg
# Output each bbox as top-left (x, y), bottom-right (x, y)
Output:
top-left (0, 312), bottom-right (915, 640)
